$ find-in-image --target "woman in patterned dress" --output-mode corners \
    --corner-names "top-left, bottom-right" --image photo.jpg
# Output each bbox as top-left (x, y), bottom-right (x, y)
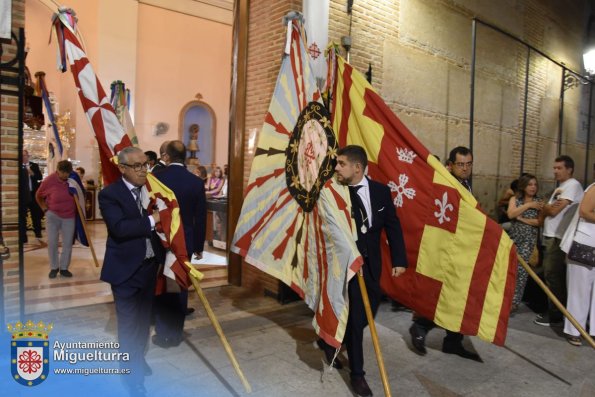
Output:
top-left (507, 174), bottom-right (544, 311)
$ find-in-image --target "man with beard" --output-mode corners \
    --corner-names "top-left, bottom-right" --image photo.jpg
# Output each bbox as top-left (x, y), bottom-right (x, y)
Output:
top-left (318, 145), bottom-right (407, 397)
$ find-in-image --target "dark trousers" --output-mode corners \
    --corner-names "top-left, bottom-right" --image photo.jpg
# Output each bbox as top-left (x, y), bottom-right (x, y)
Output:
top-left (19, 203), bottom-right (29, 243)
top-left (27, 194), bottom-right (43, 238)
top-left (154, 291), bottom-right (186, 342)
top-left (412, 316), bottom-right (464, 346)
top-left (179, 289), bottom-right (189, 311)
top-left (111, 258), bottom-right (157, 385)
top-left (345, 261), bottom-right (381, 379)
top-left (542, 237), bottom-right (566, 321)
top-left (19, 196), bottom-right (43, 243)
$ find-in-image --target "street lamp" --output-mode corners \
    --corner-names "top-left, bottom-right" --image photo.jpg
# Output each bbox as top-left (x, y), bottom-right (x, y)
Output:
top-left (583, 47), bottom-right (595, 75)
top-left (584, 15), bottom-right (595, 75)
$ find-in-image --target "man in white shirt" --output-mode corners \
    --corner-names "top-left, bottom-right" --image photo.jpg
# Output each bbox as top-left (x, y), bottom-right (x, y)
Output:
top-left (534, 155), bottom-right (584, 326)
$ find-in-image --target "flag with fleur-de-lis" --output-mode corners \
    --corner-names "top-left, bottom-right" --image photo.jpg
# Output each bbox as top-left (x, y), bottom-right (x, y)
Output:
top-left (329, 51), bottom-right (517, 345)
top-left (232, 19), bottom-right (362, 348)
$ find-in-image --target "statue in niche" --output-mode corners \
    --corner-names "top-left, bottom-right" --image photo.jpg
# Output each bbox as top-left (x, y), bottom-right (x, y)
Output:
top-left (187, 123), bottom-right (200, 165)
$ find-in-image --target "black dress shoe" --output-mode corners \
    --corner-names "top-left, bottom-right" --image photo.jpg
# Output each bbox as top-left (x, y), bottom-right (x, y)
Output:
top-left (185, 307), bottom-right (195, 316)
top-left (316, 339), bottom-right (343, 369)
top-left (409, 324), bottom-right (427, 355)
top-left (442, 342), bottom-right (482, 362)
top-left (152, 334), bottom-right (182, 348)
top-left (350, 376), bottom-right (373, 396)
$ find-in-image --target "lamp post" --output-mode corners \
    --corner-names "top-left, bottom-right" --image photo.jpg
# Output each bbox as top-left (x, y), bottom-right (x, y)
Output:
top-left (583, 15), bottom-right (595, 184)
top-left (584, 49), bottom-right (595, 185)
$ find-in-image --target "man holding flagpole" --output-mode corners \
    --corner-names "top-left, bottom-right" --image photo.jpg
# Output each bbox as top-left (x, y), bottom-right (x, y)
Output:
top-left (99, 147), bottom-right (163, 396)
top-left (318, 145), bottom-right (407, 397)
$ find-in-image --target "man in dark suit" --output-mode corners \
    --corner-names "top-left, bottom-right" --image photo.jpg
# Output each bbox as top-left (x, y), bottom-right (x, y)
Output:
top-left (318, 145), bottom-right (407, 397)
top-left (144, 151), bottom-right (158, 172)
top-left (408, 146), bottom-right (481, 362)
top-left (150, 141), bottom-right (169, 174)
top-left (21, 149), bottom-right (44, 242)
top-left (152, 140), bottom-right (206, 347)
top-left (98, 147), bottom-right (163, 396)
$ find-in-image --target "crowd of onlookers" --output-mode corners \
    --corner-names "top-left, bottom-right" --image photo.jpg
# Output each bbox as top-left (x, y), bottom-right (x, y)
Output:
top-left (497, 155), bottom-right (594, 347)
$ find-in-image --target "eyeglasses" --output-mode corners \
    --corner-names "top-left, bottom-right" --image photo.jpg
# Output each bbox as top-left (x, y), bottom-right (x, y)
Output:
top-left (454, 161), bottom-right (473, 168)
top-left (120, 162), bottom-right (149, 172)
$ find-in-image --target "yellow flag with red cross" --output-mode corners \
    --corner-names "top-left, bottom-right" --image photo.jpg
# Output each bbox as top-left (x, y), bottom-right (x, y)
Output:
top-left (329, 53), bottom-right (517, 345)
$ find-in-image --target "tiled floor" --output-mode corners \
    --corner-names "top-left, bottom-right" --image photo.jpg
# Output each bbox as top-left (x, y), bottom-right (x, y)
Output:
top-left (22, 221), bottom-right (229, 313)
top-left (2, 287), bottom-right (594, 397)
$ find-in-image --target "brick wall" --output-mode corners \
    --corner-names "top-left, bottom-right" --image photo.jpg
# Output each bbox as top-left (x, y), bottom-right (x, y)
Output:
top-left (1, 0), bottom-right (26, 322)
top-left (241, 0), bottom-right (302, 295)
top-left (324, 0), bottom-right (593, 215)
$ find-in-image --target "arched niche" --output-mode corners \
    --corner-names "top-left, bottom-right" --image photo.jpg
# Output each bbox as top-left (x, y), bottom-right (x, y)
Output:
top-left (178, 93), bottom-right (216, 168)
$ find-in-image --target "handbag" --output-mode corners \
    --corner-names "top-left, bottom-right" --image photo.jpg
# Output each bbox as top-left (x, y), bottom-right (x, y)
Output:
top-left (567, 240), bottom-right (595, 267)
top-left (528, 245), bottom-right (539, 267)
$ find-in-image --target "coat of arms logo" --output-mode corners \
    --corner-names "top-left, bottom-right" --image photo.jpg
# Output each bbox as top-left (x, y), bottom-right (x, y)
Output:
top-left (8, 320), bottom-right (53, 386)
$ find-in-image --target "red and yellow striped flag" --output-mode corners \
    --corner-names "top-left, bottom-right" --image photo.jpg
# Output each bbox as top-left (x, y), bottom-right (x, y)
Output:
top-left (145, 173), bottom-right (203, 292)
top-left (330, 54), bottom-right (517, 345)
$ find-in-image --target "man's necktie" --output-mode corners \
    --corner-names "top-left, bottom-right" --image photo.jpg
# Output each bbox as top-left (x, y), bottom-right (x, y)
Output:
top-left (349, 185), bottom-right (369, 257)
top-left (23, 164), bottom-right (32, 191)
top-left (349, 185), bottom-right (369, 230)
top-left (132, 187), bottom-right (155, 259)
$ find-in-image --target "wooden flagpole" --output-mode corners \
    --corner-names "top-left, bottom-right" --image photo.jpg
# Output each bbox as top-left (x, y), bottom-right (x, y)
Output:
top-left (519, 256), bottom-right (595, 349)
top-left (73, 195), bottom-right (100, 268)
top-left (186, 267), bottom-right (252, 393)
top-left (357, 271), bottom-right (392, 397)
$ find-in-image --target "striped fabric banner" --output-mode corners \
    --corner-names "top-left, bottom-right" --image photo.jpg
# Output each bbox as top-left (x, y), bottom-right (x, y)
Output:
top-left (330, 54), bottom-right (517, 345)
top-left (52, 8), bottom-right (132, 186)
top-left (110, 80), bottom-right (139, 147)
top-left (145, 173), bottom-right (200, 291)
top-left (51, 7), bottom-right (196, 290)
top-left (37, 74), bottom-right (64, 158)
top-left (232, 19), bottom-right (362, 348)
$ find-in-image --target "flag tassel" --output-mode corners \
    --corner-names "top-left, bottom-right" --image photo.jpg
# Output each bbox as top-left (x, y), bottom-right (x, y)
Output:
top-left (72, 195), bottom-right (99, 268)
top-left (519, 256), bottom-right (595, 349)
top-left (186, 265), bottom-right (252, 393)
top-left (357, 271), bottom-right (392, 396)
